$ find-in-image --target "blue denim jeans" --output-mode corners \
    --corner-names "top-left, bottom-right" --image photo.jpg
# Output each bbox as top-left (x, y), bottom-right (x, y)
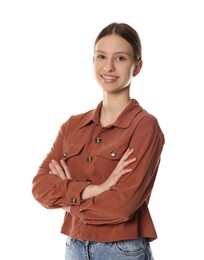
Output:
top-left (65, 237), bottom-right (154, 260)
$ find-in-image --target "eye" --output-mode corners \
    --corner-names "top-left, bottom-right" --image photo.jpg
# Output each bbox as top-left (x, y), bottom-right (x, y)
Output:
top-left (116, 56), bottom-right (126, 61)
top-left (97, 54), bottom-right (106, 59)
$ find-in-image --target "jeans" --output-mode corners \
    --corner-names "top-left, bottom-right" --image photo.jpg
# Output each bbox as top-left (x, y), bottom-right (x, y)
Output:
top-left (65, 237), bottom-right (154, 260)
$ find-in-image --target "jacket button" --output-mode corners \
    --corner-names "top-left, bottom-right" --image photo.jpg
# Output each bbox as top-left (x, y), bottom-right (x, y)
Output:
top-left (71, 197), bottom-right (77, 204)
top-left (110, 151), bottom-right (116, 157)
top-left (87, 156), bottom-right (93, 162)
top-left (63, 152), bottom-right (67, 158)
top-left (95, 137), bottom-right (102, 143)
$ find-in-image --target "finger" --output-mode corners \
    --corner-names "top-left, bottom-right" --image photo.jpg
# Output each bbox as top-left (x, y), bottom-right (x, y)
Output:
top-left (111, 168), bottom-right (133, 185)
top-left (118, 148), bottom-right (134, 165)
top-left (114, 157), bottom-right (136, 175)
top-left (60, 159), bottom-right (72, 179)
top-left (50, 160), bottom-right (67, 180)
top-left (49, 162), bottom-right (59, 176)
top-left (120, 168), bottom-right (133, 177)
top-left (121, 157), bottom-right (137, 168)
top-left (118, 153), bottom-right (136, 170)
top-left (124, 148), bottom-right (134, 158)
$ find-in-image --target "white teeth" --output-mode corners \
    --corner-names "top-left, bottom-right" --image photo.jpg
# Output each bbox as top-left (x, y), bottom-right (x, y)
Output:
top-left (103, 76), bottom-right (116, 80)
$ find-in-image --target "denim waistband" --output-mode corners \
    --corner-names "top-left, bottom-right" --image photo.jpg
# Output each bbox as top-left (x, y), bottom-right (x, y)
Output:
top-left (72, 237), bottom-right (149, 246)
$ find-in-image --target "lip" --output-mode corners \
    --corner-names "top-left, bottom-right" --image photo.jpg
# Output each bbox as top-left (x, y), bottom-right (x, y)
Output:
top-left (101, 74), bottom-right (118, 83)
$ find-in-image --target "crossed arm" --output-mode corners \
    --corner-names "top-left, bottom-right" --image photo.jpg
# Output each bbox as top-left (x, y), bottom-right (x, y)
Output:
top-left (48, 148), bottom-right (136, 212)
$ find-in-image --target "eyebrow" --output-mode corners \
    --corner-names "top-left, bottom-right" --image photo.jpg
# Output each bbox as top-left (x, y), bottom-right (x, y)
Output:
top-left (95, 50), bottom-right (131, 56)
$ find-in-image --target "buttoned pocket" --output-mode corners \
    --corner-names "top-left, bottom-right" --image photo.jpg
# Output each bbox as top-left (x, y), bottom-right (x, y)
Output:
top-left (97, 142), bottom-right (128, 161)
top-left (62, 143), bottom-right (85, 161)
top-left (93, 140), bottom-right (130, 182)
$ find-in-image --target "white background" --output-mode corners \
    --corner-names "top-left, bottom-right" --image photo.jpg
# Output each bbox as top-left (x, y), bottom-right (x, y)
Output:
top-left (0, 0), bottom-right (203, 259)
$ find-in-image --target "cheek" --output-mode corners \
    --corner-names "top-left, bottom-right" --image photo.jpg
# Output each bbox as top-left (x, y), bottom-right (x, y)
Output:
top-left (94, 60), bottom-right (103, 70)
top-left (93, 62), bottom-right (104, 77)
top-left (122, 66), bottom-right (134, 78)
top-left (93, 64), bottom-right (98, 76)
top-left (93, 65), bottom-right (101, 82)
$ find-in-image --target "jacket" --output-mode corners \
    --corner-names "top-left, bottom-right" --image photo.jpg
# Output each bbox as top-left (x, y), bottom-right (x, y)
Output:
top-left (32, 99), bottom-right (165, 242)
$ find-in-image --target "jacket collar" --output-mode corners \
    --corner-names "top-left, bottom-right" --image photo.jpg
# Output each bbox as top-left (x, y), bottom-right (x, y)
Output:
top-left (80, 99), bottom-right (143, 129)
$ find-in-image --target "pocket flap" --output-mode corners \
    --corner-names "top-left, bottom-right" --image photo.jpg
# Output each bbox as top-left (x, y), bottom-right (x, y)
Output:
top-left (97, 142), bottom-right (128, 160)
top-left (62, 143), bottom-right (85, 160)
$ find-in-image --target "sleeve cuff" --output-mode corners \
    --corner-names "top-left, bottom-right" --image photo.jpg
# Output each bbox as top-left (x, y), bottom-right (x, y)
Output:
top-left (65, 181), bottom-right (90, 206)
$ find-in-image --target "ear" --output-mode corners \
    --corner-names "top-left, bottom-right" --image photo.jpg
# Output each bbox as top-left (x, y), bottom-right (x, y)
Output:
top-left (133, 60), bottom-right (143, 77)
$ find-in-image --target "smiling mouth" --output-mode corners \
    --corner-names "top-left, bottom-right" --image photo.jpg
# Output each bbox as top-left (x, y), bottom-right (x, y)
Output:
top-left (101, 75), bottom-right (118, 83)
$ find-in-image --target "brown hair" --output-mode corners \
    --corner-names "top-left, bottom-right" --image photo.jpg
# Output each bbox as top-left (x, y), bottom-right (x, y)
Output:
top-left (94, 22), bottom-right (142, 62)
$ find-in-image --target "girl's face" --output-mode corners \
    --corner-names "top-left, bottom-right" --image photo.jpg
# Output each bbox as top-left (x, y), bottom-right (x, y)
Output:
top-left (93, 34), bottom-right (140, 94)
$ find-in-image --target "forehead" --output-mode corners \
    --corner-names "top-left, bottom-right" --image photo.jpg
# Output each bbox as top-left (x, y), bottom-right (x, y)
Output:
top-left (95, 34), bottom-right (134, 55)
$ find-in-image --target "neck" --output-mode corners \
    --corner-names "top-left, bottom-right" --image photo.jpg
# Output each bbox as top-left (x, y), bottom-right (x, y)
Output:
top-left (100, 92), bottom-right (132, 126)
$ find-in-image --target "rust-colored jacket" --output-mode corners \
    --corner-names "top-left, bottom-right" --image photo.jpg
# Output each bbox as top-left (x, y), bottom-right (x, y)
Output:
top-left (32, 99), bottom-right (165, 242)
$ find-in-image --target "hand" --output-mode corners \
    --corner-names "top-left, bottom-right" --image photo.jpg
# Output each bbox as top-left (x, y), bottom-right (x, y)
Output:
top-left (49, 159), bottom-right (72, 180)
top-left (101, 148), bottom-right (136, 190)
top-left (81, 148), bottom-right (136, 200)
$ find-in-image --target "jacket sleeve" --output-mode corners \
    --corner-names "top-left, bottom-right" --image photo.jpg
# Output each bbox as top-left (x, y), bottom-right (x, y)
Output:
top-left (70, 116), bottom-right (165, 225)
top-left (32, 120), bottom-right (90, 209)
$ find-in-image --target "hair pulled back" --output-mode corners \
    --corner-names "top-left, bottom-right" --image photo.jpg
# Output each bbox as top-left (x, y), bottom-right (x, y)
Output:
top-left (95, 22), bottom-right (142, 62)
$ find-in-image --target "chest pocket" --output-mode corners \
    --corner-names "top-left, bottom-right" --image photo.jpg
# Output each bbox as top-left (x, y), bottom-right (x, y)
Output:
top-left (62, 143), bottom-right (85, 161)
top-left (97, 141), bottom-right (129, 161)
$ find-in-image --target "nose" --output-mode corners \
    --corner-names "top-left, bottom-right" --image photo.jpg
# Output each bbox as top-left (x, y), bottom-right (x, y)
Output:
top-left (103, 59), bottom-right (115, 72)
